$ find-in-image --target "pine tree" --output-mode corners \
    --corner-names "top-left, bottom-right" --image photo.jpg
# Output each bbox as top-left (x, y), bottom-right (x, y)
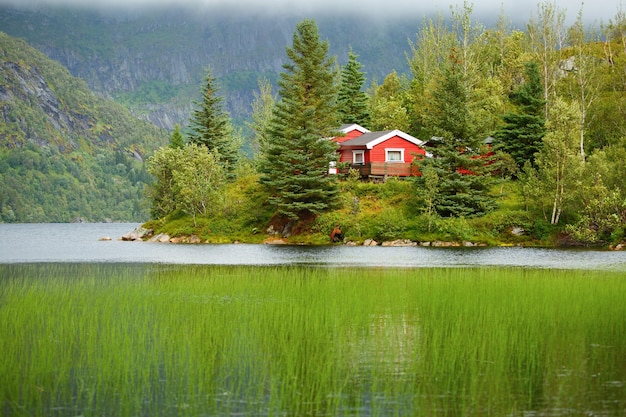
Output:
top-left (169, 124), bottom-right (184, 149)
top-left (337, 49), bottom-right (370, 127)
top-left (416, 53), bottom-right (496, 217)
top-left (494, 61), bottom-right (546, 170)
top-left (259, 19), bottom-right (340, 221)
top-left (188, 67), bottom-right (238, 176)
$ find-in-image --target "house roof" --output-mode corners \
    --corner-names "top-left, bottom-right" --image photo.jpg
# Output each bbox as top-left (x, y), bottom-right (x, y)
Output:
top-left (338, 123), bottom-right (370, 134)
top-left (340, 130), bottom-right (425, 149)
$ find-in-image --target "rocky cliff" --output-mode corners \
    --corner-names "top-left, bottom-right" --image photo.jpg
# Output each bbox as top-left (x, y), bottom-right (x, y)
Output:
top-left (0, 6), bottom-right (416, 130)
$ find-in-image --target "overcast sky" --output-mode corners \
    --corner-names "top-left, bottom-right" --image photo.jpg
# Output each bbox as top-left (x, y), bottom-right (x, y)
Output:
top-left (1, 0), bottom-right (622, 24)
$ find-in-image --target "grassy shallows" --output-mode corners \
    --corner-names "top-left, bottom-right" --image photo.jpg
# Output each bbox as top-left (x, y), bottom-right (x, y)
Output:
top-left (0, 264), bottom-right (625, 416)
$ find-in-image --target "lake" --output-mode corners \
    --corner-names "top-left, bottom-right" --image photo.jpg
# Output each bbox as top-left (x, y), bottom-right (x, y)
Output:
top-left (1, 222), bottom-right (626, 268)
top-left (1, 223), bottom-right (625, 416)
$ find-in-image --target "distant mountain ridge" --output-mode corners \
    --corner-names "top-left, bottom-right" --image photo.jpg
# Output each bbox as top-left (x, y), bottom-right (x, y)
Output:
top-left (0, 5), bottom-right (417, 130)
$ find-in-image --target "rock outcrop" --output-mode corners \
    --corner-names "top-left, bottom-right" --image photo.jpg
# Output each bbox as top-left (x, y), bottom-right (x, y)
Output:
top-left (121, 226), bottom-right (152, 241)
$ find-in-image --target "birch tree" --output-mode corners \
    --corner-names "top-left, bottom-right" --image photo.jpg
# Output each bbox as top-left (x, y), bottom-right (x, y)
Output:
top-left (247, 77), bottom-right (276, 158)
top-left (526, 1), bottom-right (566, 121)
top-left (534, 97), bottom-right (583, 225)
top-left (566, 5), bottom-right (601, 162)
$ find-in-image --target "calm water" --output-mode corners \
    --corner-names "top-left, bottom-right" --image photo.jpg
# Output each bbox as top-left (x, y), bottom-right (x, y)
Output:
top-left (1, 224), bottom-right (625, 416)
top-left (1, 222), bottom-right (626, 269)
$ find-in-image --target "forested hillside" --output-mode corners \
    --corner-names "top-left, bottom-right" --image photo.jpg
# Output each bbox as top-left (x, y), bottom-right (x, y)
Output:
top-left (0, 5), bottom-right (415, 130)
top-left (0, 32), bottom-right (168, 222)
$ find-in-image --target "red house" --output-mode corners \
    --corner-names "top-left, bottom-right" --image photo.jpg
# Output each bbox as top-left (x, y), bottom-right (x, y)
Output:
top-left (330, 124), bottom-right (427, 178)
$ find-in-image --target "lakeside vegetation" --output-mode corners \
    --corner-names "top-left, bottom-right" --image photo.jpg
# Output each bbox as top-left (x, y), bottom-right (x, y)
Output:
top-left (1, 263), bottom-right (624, 416)
top-left (144, 169), bottom-right (547, 246)
top-left (144, 4), bottom-right (626, 247)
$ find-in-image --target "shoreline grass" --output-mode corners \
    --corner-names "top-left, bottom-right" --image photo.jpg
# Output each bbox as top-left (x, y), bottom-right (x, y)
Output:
top-left (1, 264), bottom-right (624, 416)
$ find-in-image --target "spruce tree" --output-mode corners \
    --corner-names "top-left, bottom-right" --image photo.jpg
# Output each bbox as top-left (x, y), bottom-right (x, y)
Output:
top-left (337, 49), bottom-right (370, 127)
top-left (188, 67), bottom-right (238, 176)
top-left (416, 53), bottom-right (496, 217)
top-left (494, 61), bottom-right (546, 170)
top-left (259, 19), bottom-right (340, 221)
top-left (169, 124), bottom-right (184, 149)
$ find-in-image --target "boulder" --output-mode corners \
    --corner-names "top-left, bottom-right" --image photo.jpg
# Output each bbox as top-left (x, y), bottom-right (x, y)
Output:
top-left (510, 227), bottom-right (526, 236)
top-left (381, 239), bottom-right (417, 247)
top-left (121, 226), bottom-right (152, 241)
top-left (363, 239), bottom-right (378, 246)
top-left (148, 233), bottom-right (171, 243)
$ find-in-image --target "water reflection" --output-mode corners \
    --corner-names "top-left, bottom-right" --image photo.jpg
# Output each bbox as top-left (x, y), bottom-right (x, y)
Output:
top-left (1, 223), bottom-right (625, 269)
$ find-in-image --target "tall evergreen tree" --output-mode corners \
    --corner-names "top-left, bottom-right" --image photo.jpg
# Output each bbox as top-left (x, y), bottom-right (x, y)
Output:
top-left (259, 19), bottom-right (340, 221)
top-left (416, 53), bottom-right (496, 217)
top-left (337, 49), bottom-right (370, 127)
top-left (188, 67), bottom-right (238, 175)
top-left (494, 61), bottom-right (546, 170)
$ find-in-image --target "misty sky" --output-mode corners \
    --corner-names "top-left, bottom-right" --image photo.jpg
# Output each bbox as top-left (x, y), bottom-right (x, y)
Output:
top-left (0, 0), bottom-right (622, 24)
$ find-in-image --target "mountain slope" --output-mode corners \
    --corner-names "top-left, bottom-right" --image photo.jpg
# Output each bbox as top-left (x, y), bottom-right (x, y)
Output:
top-left (0, 31), bottom-right (168, 222)
top-left (0, 6), bottom-right (417, 129)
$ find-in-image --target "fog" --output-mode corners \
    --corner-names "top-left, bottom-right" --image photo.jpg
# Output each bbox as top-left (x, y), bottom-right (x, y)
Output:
top-left (1, 0), bottom-right (621, 24)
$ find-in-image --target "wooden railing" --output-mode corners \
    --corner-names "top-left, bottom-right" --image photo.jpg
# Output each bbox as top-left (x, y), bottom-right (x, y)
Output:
top-left (341, 162), bottom-right (419, 178)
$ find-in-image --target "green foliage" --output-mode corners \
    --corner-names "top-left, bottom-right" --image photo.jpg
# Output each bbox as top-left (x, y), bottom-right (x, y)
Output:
top-left (146, 144), bottom-right (226, 224)
top-left (0, 32), bottom-right (168, 222)
top-left (532, 97), bottom-right (584, 225)
top-left (187, 67), bottom-right (239, 176)
top-left (337, 49), bottom-right (370, 127)
top-left (146, 170), bottom-right (274, 243)
top-left (0, 145), bottom-right (151, 222)
top-left (566, 171), bottom-right (626, 245)
top-left (415, 59), bottom-right (497, 218)
top-left (368, 71), bottom-right (411, 132)
top-left (259, 19), bottom-right (340, 221)
top-left (169, 124), bottom-right (184, 149)
top-left (494, 61), bottom-right (546, 170)
top-left (246, 77), bottom-right (276, 159)
top-left (361, 207), bottom-right (408, 241)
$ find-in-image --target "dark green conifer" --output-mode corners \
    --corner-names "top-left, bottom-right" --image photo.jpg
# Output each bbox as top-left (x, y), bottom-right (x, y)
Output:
top-left (259, 19), bottom-right (340, 221)
top-left (337, 49), bottom-right (370, 127)
top-left (494, 61), bottom-right (546, 170)
top-left (416, 53), bottom-right (496, 217)
top-left (188, 67), bottom-right (238, 175)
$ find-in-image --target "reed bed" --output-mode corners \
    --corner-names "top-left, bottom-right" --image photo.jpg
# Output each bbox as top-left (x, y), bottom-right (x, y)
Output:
top-left (0, 263), bottom-right (624, 416)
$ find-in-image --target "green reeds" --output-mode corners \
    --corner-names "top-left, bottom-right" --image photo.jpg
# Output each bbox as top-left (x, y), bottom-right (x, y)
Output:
top-left (0, 264), bottom-right (624, 416)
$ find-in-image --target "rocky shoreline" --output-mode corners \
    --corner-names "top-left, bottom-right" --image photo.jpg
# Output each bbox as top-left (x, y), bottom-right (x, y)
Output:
top-left (118, 225), bottom-right (625, 250)
top-left (118, 226), bottom-right (493, 248)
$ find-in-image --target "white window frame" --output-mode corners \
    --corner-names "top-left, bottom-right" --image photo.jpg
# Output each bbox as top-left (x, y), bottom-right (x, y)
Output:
top-left (352, 150), bottom-right (365, 165)
top-left (385, 148), bottom-right (404, 163)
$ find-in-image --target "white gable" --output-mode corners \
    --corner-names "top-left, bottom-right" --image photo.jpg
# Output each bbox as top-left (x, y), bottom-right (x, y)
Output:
top-left (365, 130), bottom-right (424, 149)
top-left (339, 124), bottom-right (370, 135)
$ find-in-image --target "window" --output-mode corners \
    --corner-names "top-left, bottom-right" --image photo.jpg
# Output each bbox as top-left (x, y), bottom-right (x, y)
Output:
top-left (386, 148), bottom-right (404, 162)
top-left (352, 150), bottom-right (365, 165)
